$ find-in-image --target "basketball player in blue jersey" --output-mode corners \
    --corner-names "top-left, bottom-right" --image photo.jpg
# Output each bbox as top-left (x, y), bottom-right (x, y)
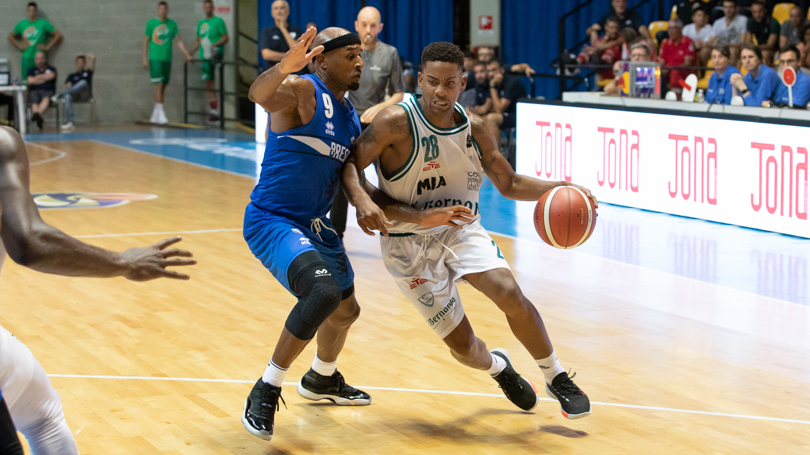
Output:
top-left (0, 126), bottom-right (196, 454)
top-left (342, 43), bottom-right (598, 420)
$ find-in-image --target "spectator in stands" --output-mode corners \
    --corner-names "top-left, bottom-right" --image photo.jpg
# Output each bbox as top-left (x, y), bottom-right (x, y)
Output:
top-left (484, 59), bottom-right (526, 142)
top-left (578, 16), bottom-right (623, 82)
top-left (764, 45), bottom-right (810, 107)
top-left (605, 42), bottom-right (652, 95)
top-left (463, 51), bottom-right (477, 92)
top-left (800, 24), bottom-right (810, 75)
top-left (476, 45), bottom-right (496, 64)
top-left (52, 53), bottom-right (95, 132)
top-left (705, 45), bottom-right (740, 104)
top-left (188, 0), bottom-right (229, 123)
top-left (744, 1), bottom-right (779, 66)
top-left (26, 51), bottom-right (55, 130)
top-left (142, 1), bottom-right (192, 125)
top-left (620, 27), bottom-right (656, 61)
top-left (476, 45), bottom-right (536, 77)
top-left (684, 7), bottom-right (715, 68)
top-left (779, 5), bottom-right (810, 48)
top-left (712, 0), bottom-right (748, 65)
top-left (8, 2), bottom-right (62, 81)
top-left (467, 61), bottom-right (492, 115)
top-left (730, 43), bottom-right (781, 105)
top-left (588, 0), bottom-right (652, 43)
top-left (659, 18), bottom-right (696, 98)
top-left (677, 0), bottom-right (720, 26)
top-left (259, 0), bottom-right (302, 71)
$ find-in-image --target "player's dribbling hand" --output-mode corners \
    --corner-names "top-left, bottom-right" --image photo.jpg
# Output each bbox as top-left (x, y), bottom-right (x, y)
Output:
top-left (278, 26), bottom-right (324, 75)
top-left (419, 205), bottom-right (474, 230)
top-left (566, 183), bottom-right (598, 209)
top-left (355, 199), bottom-right (393, 236)
top-left (122, 237), bottom-right (196, 281)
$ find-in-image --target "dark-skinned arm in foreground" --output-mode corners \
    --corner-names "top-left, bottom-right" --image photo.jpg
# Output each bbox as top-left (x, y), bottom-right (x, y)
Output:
top-left (0, 126), bottom-right (196, 281)
top-left (342, 106), bottom-right (475, 236)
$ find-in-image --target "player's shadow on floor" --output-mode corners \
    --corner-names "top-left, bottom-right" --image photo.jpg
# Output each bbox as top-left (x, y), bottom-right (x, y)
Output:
top-left (395, 408), bottom-right (588, 447)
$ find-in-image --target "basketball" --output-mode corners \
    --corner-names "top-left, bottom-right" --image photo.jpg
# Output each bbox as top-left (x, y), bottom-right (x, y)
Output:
top-left (533, 186), bottom-right (597, 249)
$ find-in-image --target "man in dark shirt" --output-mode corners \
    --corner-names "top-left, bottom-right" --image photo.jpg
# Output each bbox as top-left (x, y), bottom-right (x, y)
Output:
top-left (589, 0), bottom-right (652, 42)
top-left (259, 0), bottom-right (302, 71)
top-left (469, 61), bottom-right (492, 115)
top-left (484, 59), bottom-right (526, 169)
top-left (53, 53), bottom-right (94, 131)
top-left (744, 1), bottom-right (779, 66)
top-left (26, 51), bottom-right (56, 130)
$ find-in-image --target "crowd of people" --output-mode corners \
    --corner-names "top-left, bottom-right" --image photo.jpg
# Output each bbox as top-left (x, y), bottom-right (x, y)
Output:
top-left (4, 0), bottom-right (228, 130)
top-left (583, 0), bottom-right (810, 108)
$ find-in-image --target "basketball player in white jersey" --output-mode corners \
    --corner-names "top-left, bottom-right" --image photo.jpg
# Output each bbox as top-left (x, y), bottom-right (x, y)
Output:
top-left (0, 126), bottom-right (196, 454)
top-left (342, 42), bottom-right (596, 419)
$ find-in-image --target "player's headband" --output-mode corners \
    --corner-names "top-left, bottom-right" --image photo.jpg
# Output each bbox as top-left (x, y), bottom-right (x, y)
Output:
top-left (320, 33), bottom-right (361, 53)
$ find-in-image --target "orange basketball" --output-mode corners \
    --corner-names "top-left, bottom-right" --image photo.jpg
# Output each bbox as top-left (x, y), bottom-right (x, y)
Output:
top-left (533, 186), bottom-right (597, 249)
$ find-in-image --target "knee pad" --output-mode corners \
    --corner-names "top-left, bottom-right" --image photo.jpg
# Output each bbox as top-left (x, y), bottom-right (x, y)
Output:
top-left (285, 255), bottom-right (343, 340)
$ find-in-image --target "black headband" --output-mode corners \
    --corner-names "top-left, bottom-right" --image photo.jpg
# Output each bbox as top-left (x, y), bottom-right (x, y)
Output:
top-left (320, 33), bottom-right (361, 53)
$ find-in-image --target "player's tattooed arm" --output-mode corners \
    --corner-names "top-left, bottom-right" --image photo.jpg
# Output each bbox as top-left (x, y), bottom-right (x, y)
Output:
top-left (0, 127), bottom-right (196, 280)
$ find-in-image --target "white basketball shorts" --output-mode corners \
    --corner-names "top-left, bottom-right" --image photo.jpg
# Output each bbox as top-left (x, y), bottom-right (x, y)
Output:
top-left (381, 220), bottom-right (510, 339)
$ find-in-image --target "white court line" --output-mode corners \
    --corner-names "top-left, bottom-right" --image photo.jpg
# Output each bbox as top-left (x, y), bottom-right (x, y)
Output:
top-left (26, 142), bottom-right (68, 166)
top-left (73, 228), bottom-right (242, 239)
top-left (47, 374), bottom-right (810, 426)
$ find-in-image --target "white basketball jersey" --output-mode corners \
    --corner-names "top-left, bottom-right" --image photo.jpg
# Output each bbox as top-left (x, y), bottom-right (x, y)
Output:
top-left (377, 96), bottom-right (483, 235)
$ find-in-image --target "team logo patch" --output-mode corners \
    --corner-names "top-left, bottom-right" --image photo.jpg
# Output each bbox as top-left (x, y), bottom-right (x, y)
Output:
top-left (418, 292), bottom-right (435, 307)
top-left (33, 192), bottom-right (157, 210)
top-left (409, 278), bottom-right (428, 289)
top-left (315, 268), bottom-right (331, 277)
top-left (467, 171), bottom-right (482, 191)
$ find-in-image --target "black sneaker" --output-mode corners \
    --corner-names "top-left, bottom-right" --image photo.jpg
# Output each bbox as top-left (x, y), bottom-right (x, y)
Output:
top-left (297, 369), bottom-right (371, 406)
top-left (32, 113), bottom-right (43, 130)
top-left (491, 348), bottom-right (539, 411)
top-left (545, 371), bottom-right (591, 419)
top-left (242, 378), bottom-right (285, 440)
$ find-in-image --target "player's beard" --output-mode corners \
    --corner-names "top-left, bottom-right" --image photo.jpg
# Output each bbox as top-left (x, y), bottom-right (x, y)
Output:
top-left (348, 81), bottom-right (360, 91)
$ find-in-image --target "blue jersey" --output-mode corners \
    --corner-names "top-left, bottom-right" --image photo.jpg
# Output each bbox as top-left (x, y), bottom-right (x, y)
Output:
top-left (250, 74), bottom-right (362, 223)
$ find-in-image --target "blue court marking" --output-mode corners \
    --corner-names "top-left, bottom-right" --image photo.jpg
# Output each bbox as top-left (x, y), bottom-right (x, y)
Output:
top-left (26, 130), bottom-right (809, 305)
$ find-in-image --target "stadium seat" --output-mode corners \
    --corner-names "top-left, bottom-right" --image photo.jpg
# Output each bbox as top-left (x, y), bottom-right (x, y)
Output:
top-left (697, 59), bottom-right (714, 90)
top-left (772, 3), bottom-right (796, 24)
top-left (671, 5), bottom-right (678, 19)
top-left (648, 21), bottom-right (668, 47)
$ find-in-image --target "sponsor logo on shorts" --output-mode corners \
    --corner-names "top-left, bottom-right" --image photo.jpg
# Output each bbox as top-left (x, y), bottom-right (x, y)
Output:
top-left (418, 292), bottom-right (434, 307)
top-left (299, 237), bottom-right (311, 245)
top-left (409, 278), bottom-right (428, 289)
top-left (428, 297), bottom-right (456, 327)
top-left (315, 269), bottom-right (331, 277)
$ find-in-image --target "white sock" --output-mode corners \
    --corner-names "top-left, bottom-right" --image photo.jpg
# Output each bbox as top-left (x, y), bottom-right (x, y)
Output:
top-left (311, 355), bottom-right (337, 377)
top-left (262, 360), bottom-right (287, 387)
top-left (156, 103), bottom-right (164, 113)
top-left (486, 353), bottom-right (507, 376)
top-left (535, 350), bottom-right (566, 385)
top-left (209, 107), bottom-right (218, 115)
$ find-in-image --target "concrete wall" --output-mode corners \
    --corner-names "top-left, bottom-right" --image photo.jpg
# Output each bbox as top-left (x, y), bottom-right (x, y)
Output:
top-left (0, 0), bottom-right (236, 125)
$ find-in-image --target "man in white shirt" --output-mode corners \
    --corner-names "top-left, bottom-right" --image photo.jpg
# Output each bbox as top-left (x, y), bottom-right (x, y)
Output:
top-left (683, 7), bottom-right (714, 67)
top-left (711, 0), bottom-right (748, 65)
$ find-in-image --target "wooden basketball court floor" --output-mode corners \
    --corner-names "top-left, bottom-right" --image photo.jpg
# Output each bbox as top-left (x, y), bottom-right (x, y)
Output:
top-left (1, 130), bottom-right (808, 454)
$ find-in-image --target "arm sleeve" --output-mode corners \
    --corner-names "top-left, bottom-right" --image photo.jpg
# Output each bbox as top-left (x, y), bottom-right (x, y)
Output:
top-left (145, 21), bottom-right (152, 38)
top-left (746, 18), bottom-right (754, 33)
top-left (171, 20), bottom-right (179, 38)
top-left (219, 17), bottom-right (228, 34)
top-left (504, 77), bottom-right (527, 103)
top-left (724, 76), bottom-right (735, 104)
top-left (794, 79), bottom-right (810, 106)
top-left (387, 52), bottom-right (406, 94)
top-left (771, 19), bottom-right (781, 36)
top-left (259, 28), bottom-right (269, 50)
top-left (43, 20), bottom-right (54, 34)
top-left (705, 74), bottom-right (718, 103)
top-left (13, 21), bottom-right (23, 35)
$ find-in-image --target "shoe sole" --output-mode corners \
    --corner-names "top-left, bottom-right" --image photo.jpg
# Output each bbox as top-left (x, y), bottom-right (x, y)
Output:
top-left (241, 398), bottom-right (273, 441)
top-left (296, 382), bottom-right (372, 406)
top-left (491, 348), bottom-right (540, 411)
top-left (545, 384), bottom-right (592, 420)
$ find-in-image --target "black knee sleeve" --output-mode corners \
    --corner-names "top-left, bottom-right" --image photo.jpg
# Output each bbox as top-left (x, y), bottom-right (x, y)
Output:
top-left (285, 252), bottom-right (343, 340)
top-left (0, 398), bottom-right (24, 455)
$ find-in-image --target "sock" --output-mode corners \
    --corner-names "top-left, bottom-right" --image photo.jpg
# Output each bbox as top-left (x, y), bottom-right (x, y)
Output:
top-left (486, 353), bottom-right (507, 376)
top-left (156, 103), bottom-right (164, 113)
top-left (262, 360), bottom-right (287, 387)
top-left (311, 355), bottom-right (337, 377)
top-left (209, 107), bottom-right (219, 116)
top-left (535, 350), bottom-right (566, 385)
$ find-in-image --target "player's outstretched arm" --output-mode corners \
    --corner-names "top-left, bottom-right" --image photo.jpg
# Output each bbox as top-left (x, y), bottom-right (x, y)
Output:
top-left (344, 107), bottom-right (474, 235)
top-left (0, 127), bottom-right (196, 281)
top-left (470, 114), bottom-right (597, 207)
top-left (248, 26), bottom-right (323, 113)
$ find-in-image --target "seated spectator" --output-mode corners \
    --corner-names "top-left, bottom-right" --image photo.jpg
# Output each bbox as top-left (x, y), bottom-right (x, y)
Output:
top-left (483, 58), bottom-right (526, 141)
top-left (463, 50), bottom-right (477, 92)
top-left (620, 27), bottom-right (656, 61)
top-left (801, 23), bottom-right (810, 75)
top-left (26, 51), bottom-right (56, 130)
top-left (684, 7), bottom-right (715, 67)
top-left (476, 45), bottom-right (496, 64)
top-left (659, 19), bottom-right (696, 98)
top-left (677, 0), bottom-right (720, 26)
top-left (744, 1), bottom-right (779, 66)
top-left (705, 45), bottom-right (741, 104)
top-left (259, 0), bottom-right (302, 71)
top-left (605, 42), bottom-right (653, 95)
top-left (730, 43), bottom-right (781, 106)
top-left (779, 5), bottom-right (810, 48)
top-left (53, 53), bottom-right (94, 132)
top-left (764, 45), bottom-right (810, 108)
top-left (476, 45), bottom-right (536, 77)
top-left (588, 0), bottom-right (652, 43)
top-left (578, 16), bottom-right (623, 81)
top-left (712, 0), bottom-right (748, 64)
top-left (462, 61), bottom-right (492, 114)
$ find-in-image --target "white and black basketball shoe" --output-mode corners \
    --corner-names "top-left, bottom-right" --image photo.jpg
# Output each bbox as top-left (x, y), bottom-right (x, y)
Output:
top-left (297, 369), bottom-right (371, 406)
